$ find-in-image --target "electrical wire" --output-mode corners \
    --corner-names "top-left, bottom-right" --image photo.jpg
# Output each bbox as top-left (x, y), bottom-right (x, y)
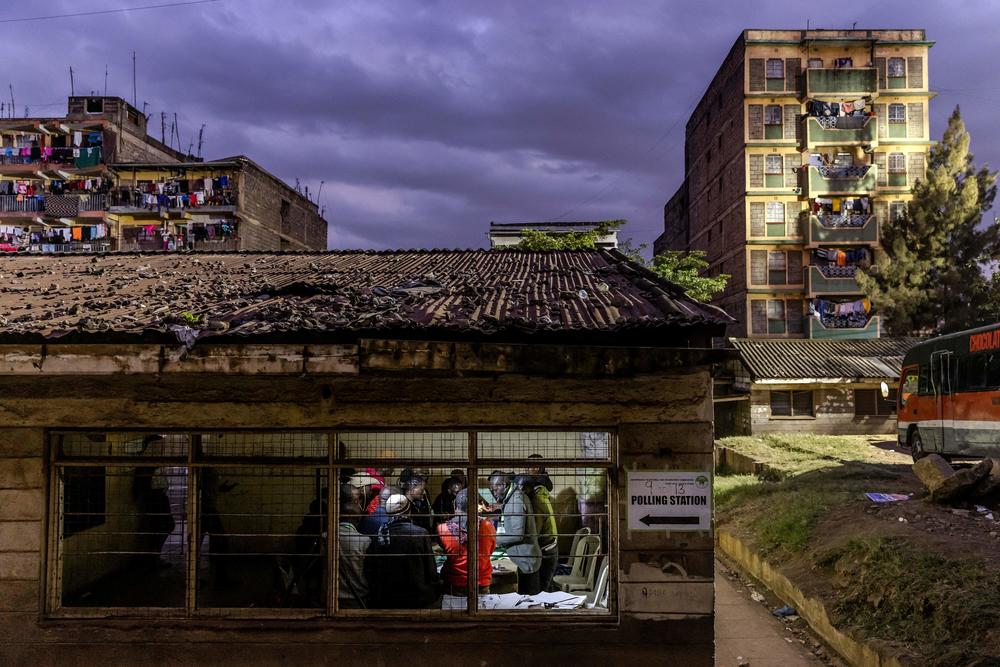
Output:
top-left (0, 0), bottom-right (221, 24)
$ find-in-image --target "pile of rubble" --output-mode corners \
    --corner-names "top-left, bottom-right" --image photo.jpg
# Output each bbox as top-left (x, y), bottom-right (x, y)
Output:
top-left (913, 454), bottom-right (1000, 503)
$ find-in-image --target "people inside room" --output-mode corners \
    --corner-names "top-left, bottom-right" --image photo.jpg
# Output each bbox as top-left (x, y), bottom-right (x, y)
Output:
top-left (364, 493), bottom-right (440, 609)
top-left (437, 488), bottom-right (496, 597)
top-left (431, 476), bottom-right (464, 527)
top-left (489, 471), bottom-right (542, 595)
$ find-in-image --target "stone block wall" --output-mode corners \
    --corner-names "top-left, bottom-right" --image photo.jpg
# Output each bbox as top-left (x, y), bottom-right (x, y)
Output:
top-left (238, 161), bottom-right (327, 250)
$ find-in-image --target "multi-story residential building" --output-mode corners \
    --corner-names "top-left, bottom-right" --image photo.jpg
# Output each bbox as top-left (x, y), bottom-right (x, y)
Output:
top-left (655, 29), bottom-right (933, 341)
top-left (0, 96), bottom-right (327, 252)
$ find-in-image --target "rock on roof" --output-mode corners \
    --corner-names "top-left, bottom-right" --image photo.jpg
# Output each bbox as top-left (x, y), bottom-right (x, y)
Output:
top-left (731, 337), bottom-right (922, 381)
top-left (0, 250), bottom-right (730, 345)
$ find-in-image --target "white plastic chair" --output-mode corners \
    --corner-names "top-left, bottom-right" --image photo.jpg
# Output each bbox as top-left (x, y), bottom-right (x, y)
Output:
top-left (585, 556), bottom-right (610, 608)
top-left (553, 534), bottom-right (600, 593)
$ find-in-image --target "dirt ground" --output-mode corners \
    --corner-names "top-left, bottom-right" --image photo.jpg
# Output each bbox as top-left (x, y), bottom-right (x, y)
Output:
top-left (717, 437), bottom-right (1000, 666)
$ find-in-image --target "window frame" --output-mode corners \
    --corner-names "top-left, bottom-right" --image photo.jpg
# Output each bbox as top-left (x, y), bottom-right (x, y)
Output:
top-left (767, 251), bottom-right (787, 286)
top-left (769, 390), bottom-right (813, 418)
top-left (765, 59), bottom-right (784, 79)
top-left (46, 429), bottom-right (619, 621)
top-left (887, 57), bottom-right (906, 79)
top-left (888, 104), bottom-right (906, 124)
top-left (766, 299), bottom-right (786, 334)
top-left (764, 154), bottom-right (783, 175)
top-left (889, 201), bottom-right (907, 223)
top-left (807, 58), bottom-right (823, 69)
top-left (765, 202), bottom-right (785, 237)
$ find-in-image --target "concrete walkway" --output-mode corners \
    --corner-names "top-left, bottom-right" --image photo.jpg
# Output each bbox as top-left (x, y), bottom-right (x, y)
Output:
top-left (715, 560), bottom-right (826, 667)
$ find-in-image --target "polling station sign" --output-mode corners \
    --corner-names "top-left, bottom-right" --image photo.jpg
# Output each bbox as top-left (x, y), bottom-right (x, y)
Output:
top-left (626, 470), bottom-right (711, 531)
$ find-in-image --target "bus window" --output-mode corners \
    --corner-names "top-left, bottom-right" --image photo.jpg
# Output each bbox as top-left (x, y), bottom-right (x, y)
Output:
top-left (966, 353), bottom-right (989, 391)
top-left (989, 353), bottom-right (1000, 389)
top-left (917, 364), bottom-right (931, 395)
top-left (900, 368), bottom-right (918, 407)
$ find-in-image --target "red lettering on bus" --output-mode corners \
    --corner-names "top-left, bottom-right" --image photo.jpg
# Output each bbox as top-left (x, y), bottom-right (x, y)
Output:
top-left (969, 330), bottom-right (1000, 353)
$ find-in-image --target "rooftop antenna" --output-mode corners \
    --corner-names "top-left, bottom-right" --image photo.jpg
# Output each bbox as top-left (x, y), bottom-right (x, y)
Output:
top-left (197, 124), bottom-right (205, 157)
top-left (852, 21), bottom-right (857, 30)
top-left (23, 106), bottom-right (28, 118)
top-left (142, 101), bottom-right (148, 119)
top-left (169, 117), bottom-right (176, 149)
top-left (69, 66), bottom-right (75, 96)
top-left (104, 65), bottom-right (108, 96)
top-left (132, 51), bottom-right (137, 107)
top-left (316, 179), bottom-right (325, 205)
top-left (160, 112), bottom-right (166, 144)
top-left (173, 112), bottom-right (180, 150)
top-left (8, 85), bottom-right (14, 119)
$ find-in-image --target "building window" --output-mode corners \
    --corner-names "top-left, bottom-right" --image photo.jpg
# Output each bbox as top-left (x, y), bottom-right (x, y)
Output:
top-left (764, 105), bottom-right (783, 139)
top-left (767, 299), bottom-right (786, 334)
top-left (770, 390), bottom-right (813, 417)
top-left (764, 154), bottom-right (783, 187)
top-left (85, 98), bottom-right (104, 114)
top-left (854, 388), bottom-right (898, 417)
top-left (49, 431), bottom-right (613, 617)
top-left (888, 152), bottom-right (907, 186)
top-left (767, 251), bottom-right (787, 285)
top-left (889, 201), bottom-right (907, 223)
top-left (765, 202), bottom-right (785, 237)
top-left (888, 103), bottom-right (907, 139)
top-left (766, 59), bottom-right (784, 91)
top-left (807, 58), bottom-right (823, 69)
top-left (888, 57), bottom-right (906, 79)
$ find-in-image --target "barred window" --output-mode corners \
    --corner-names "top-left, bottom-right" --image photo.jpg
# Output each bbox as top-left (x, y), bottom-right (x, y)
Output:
top-left (888, 58), bottom-right (906, 78)
top-left (767, 299), bottom-right (786, 334)
top-left (49, 431), bottom-right (614, 618)
top-left (889, 201), bottom-right (907, 222)
top-left (807, 58), bottom-right (823, 69)
top-left (766, 59), bottom-right (784, 79)
top-left (888, 104), bottom-right (906, 124)
top-left (888, 153), bottom-right (907, 173)
top-left (764, 105), bottom-right (782, 125)
top-left (765, 154), bottom-right (783, 174)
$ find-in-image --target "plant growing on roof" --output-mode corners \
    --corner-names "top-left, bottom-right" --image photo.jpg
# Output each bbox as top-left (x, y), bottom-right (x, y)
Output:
top-left (179, 311), bottom-right (202, 325)
top-left (514, 219), bottom-right (729, 302)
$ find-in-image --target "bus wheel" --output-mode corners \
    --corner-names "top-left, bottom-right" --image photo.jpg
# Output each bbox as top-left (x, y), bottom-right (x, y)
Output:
top-left (910, 430), bottom-right (926, 462)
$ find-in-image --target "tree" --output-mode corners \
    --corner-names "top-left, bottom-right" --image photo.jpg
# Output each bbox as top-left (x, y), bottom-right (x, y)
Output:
top-left (857, 107), bottom-right (1000, 334)
top-left (513, 220), bottom-right (729, 302)
top-left (649, 250), bottom-right (729, 303)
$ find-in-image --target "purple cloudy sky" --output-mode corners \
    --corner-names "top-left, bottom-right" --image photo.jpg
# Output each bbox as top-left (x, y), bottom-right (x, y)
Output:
top-left (2, 1), bottom-right (996, 250)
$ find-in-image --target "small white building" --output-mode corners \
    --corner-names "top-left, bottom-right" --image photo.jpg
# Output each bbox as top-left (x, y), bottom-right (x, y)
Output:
top-left (488, 221), bottom-right (619, 249)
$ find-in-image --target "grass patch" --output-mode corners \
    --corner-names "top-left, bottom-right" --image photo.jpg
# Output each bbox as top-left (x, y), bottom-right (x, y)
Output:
top-left (821, 537), bottom-right (1000, 665)
top-left (752, 486), bottom-right (849, 555)
top-left (718, 434), bottom-right (908, 477)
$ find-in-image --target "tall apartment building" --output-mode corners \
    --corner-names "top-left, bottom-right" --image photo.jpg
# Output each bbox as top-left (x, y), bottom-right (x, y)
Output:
top-left (655, 29), bottom-right (933, 340)
top-left (0, 96), bottom-right (327, 252)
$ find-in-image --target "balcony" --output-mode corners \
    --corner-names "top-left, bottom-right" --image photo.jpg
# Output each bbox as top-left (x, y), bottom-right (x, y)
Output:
top-left (808, 315), bottom-right (880, 340)
top-left (803, 165), bottom-right (876, 198)
top-left (25, 240), bottom-right (114, 253)
top-left (805, 214), bottom-right (878, 247)
top-left (805, 265), bottom-right (865, 297)
top-left (0, 193), bottom-right (107, 216)
top-left (0, 146), bottom-right (102, 171)
top-left (801, 116), bottom-right (877, 150)
top-left (804, 68), bottom-right (878, 97)
top-left (108, 187), bottom-right (237, 214)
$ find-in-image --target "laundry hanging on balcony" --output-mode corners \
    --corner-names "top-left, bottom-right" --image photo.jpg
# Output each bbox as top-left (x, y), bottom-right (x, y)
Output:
top-left (811, 297), bottom-right (872, 329)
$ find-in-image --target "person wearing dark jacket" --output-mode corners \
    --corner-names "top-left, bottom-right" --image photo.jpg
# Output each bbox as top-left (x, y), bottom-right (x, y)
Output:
top-left (490, 471), bottom-right (541, 594)
top-left (525, 454), bottom-right (559, 591)
top-left (364, 493), bottom-right (440, 609)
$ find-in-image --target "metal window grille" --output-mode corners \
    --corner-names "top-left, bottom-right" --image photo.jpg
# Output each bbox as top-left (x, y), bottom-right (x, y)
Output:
top-left (766, 59), bottom-right (784, 78)
top-left (764, 105), bottom-right (782, 125)
top-left (888, 104), bottom-right (906, 124)
top-left (49, 431), bottom-right (615, 619)
top-left (888, 153), bottom-right (906, 173)
top-left (765, 202), bottom-right (784, 224)
top-left (887, 58), bottom-right (905, 78)
top-left (764, 154), bottom-right (783, 174)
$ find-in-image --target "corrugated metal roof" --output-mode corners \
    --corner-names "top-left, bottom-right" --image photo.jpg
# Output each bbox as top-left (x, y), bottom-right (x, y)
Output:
top-left (0, 249), bottom-right (730, 345)
top-left (731, 337), bottom-right (922, 381)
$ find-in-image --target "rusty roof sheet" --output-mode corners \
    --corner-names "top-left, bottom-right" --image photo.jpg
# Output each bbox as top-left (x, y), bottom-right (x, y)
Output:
top-left (0, 249), bottom-right (730, 345)
top-left (731, 337), bottom-right (923, 381)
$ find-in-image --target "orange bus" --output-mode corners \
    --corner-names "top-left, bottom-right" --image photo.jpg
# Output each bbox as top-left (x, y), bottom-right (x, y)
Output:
top-left (897, 323), bottom-right (1000, 461)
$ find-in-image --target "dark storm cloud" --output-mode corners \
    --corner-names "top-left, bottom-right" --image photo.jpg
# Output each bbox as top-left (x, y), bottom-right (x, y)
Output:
top-left (1, 0), bottom-right (997, 249)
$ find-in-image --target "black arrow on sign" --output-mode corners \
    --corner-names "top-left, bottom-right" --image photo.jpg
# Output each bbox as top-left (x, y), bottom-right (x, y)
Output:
top-left (639, 514), bottom-right (700, 526)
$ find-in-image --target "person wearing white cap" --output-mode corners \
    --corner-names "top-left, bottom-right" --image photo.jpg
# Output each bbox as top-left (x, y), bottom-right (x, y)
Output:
top-left (363, 493), bottom-right (440, 608)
